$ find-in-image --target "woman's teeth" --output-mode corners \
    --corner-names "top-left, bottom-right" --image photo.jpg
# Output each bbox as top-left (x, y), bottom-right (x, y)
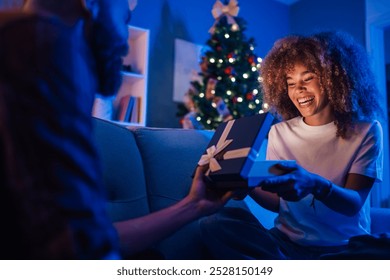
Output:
top-left (298, 96), bottom-right (314, 105)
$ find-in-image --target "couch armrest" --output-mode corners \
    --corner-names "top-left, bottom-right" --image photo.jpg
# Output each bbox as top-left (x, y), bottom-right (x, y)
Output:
top-left (371, 207), bottom-right (390, 234)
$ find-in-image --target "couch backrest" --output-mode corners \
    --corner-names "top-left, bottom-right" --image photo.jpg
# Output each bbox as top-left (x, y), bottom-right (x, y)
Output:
top-left (93, 118), bottom-right (150, 222)
top-left (93, 118), bottom-right (215, 216)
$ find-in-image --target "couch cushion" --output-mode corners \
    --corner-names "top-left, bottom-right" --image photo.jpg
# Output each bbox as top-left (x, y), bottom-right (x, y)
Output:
top-left (130, 127), bottom-right (214, 211)
top-left (129, 127), bottom-right (215, 259)
top-left (92, 118), bottom-right (150, 222)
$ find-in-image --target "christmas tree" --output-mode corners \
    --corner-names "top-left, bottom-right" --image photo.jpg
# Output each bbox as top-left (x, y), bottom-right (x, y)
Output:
top-left (181, 0), bottom-right (267, 130)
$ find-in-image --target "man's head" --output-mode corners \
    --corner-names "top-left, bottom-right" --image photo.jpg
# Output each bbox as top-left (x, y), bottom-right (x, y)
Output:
top-left (23, 0), bottom-right (131, 95)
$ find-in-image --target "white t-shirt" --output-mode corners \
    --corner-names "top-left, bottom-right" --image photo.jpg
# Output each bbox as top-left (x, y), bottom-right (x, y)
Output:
top-left (266, 117), bottom-right (383, 246)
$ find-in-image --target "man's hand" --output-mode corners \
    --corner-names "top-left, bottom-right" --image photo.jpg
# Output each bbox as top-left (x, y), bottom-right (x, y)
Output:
top-left (187, 166), bottom-right (233, 216)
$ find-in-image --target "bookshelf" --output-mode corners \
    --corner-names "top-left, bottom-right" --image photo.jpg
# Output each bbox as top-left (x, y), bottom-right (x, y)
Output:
top-left (93, 25), bottom-right (149, 126)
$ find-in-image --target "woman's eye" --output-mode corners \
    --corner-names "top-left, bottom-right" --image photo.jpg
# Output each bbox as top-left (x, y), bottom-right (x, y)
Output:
top-left (287, 82), bottom-right (295, 87)
top-left (304, 76), bottom-right (314, 82)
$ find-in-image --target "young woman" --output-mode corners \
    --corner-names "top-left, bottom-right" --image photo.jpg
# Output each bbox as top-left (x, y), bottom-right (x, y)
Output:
top-left (200, 31), bottom-right (383, 259)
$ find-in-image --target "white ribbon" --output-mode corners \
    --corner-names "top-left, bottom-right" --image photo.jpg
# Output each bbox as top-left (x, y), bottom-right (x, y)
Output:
top-left (209, 0), bottom-right (240, 34)
top-left (198, 119), bottom-right (251, 175)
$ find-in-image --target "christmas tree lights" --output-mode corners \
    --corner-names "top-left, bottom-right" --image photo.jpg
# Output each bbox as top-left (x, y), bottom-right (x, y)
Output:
top-left (181, 0), bottom-right (267, 130)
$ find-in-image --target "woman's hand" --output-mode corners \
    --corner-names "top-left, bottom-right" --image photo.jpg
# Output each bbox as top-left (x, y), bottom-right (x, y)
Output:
top-left (261, 161), bottom-right (323, 201)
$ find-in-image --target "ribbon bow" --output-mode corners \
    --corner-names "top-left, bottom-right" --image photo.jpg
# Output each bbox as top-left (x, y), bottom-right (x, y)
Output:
top-left (198, 120), bottom-right (251, 175)
top-left (212, 0), bottom-right (239, 19)
top-left (209, 0), bottom-right (240, 34)
top-left (198, 140), bottom-right (233, 174)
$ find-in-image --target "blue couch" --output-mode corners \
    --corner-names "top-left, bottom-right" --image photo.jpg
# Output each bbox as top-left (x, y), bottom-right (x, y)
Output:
top-left (92, 117), bottom-right (390, 259)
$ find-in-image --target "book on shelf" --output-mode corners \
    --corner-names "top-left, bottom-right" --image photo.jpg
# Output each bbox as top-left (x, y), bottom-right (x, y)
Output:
top-left (117, 95), bottom-right (134, 122)
top-left (130, 96), bottom-right (140, 123)
top-left (116, 95), bottom-right (140, 123)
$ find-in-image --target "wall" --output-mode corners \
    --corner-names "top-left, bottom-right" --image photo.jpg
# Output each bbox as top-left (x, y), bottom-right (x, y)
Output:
top-left (372, 1), bottom-right (390, 71)
top-left (289, 0), bottom-right (365, 44)
top-left (130, 0), bottom-right (290, 128)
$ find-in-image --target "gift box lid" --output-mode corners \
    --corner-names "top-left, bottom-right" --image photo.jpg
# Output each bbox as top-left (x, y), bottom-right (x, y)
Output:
top-left (198, 112), bottom-right (274, 188)
top-left (247, 159), bottom-right (296, 187)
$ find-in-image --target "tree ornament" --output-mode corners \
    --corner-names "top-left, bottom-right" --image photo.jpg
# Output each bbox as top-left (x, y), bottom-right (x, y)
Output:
top-left (246, 92), bottom-right (254, 101)
top-left (200, 56), bottom-right (209, 73)
top-left (214, 97), bottom-right (232, 119)
top-left (205, 78), bottom-right (218, 100)
top-left (248, 56), bottom-right (255, 64)
top-left (224, 66), bottom-right (233, 75)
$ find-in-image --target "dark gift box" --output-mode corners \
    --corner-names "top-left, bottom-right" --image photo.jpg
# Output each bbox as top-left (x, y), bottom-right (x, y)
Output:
top-left (198, 112), bottom-right (274, 189)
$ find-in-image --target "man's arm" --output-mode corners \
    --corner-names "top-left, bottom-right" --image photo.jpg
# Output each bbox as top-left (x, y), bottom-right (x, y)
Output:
top-left (113, 167), bottom-right (233, 256)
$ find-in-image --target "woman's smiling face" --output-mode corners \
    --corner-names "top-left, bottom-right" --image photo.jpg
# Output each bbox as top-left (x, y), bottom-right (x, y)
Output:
top-left (286, 63), bottom-right (334, 125)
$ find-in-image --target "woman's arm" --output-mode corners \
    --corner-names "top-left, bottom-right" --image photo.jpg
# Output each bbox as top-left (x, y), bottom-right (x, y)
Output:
top-left (261, 162), bottom-right (374, 216)
top-left (313, 172), bottom-right (373, 216)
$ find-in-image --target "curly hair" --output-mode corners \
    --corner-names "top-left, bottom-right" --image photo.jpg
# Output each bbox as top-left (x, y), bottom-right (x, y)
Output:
top-left (261, 31), bottom-right (382, 138)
